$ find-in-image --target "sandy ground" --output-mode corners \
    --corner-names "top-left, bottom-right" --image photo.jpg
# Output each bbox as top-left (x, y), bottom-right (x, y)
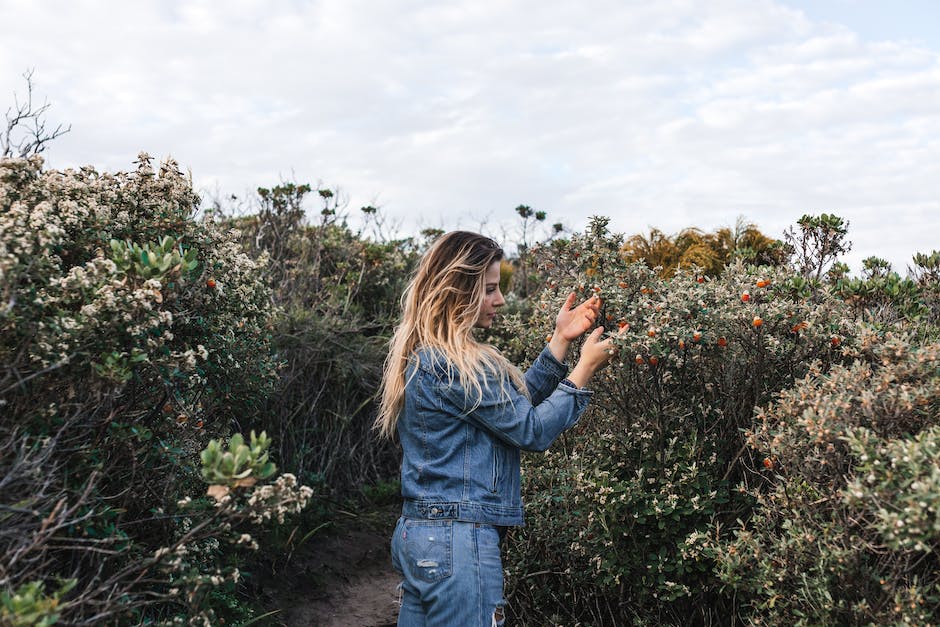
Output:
top-left (266, 508), bottom-right (401, 627)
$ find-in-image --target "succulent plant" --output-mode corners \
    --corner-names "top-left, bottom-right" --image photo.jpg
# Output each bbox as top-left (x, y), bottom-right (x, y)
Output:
top-left (109, 236), bottom-right (199, 280)
top-left (200, 431), bottom-right (276, 487)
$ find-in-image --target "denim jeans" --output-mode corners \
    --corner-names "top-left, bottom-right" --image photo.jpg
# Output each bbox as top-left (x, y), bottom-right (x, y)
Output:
top-left (391, 516), bottom-right (507, 626)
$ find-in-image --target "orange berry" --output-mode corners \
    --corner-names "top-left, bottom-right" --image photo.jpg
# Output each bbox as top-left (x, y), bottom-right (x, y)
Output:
top-left (678, 339), bottom-right (686, 350)
top-left (176, 414), bottom-right (188, 424)
top-left (717, 337), bottom-right (728, 347)
top-left (618, 320), bottom-right (628, 330)
top-left (752, 316), bottom-right (763, 328)
top-left (635, 354), bottom-right (645, 365)
top-left (763, 457), bottom-right (773, 470)
top-left (593, 286), bottom-right (601, 293)
top-left (647, 328), bottom-right (657, 337)
top-left (697, 276), bottom-right (705, 284)
top-left (692, 332), bottom-right (702, 342)
top-left (546, 334), bottom-right (553, 342)
top-left (648, 356), bottom-right (659, 366)
top-left (606, 313), bottom-right (613, 321)
top-left (831, 336), bottom-right (841, 346)
top-left (756, 279), bottom-right (770, 288)
top-left (741, 291), bottom-right (750, 302)
top-left (206, 278), bottom-right (216, 289)
top-left (619, 281), bottom-right (628, 289)
top-left (195, 420), bottom-right (204, 429)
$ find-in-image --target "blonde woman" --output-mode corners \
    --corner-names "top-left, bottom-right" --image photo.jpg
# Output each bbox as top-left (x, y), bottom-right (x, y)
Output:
top-left (376, 231), bottom-right (614, 626)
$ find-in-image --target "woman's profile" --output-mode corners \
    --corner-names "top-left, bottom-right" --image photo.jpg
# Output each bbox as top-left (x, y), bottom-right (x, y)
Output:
top-left (376, 231), bottom-right (615, 625)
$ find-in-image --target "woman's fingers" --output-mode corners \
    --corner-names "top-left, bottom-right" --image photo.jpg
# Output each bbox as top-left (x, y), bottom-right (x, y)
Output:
top-left (563, 291), bottom-right (578, 311)
top-left (575, 293), bottom-right (599, 312)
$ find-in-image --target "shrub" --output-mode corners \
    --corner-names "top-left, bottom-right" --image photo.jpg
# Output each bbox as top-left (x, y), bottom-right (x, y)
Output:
top-left (227, 186), bottom-right (419, 493)
top-left (708, 333), bottom-right (940, 624)
top-left (501, 217), bottom-right (854, 624)
top-left (0, 154), bottom-right (311, 625)
top-left (832, 256), bottom-right (932, 329)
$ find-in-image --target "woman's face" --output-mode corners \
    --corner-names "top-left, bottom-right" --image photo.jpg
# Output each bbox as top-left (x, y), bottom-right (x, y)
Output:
top-left (474, 261), bottom-right (505, 328)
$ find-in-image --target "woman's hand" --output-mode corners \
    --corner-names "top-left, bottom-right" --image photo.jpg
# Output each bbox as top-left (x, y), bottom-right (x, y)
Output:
top-left (566, 326), bottom-right (621, 389)
top-left (548, 292), bottom-right (600, 362)
top-left (554, 292), bottom-right (600, 342)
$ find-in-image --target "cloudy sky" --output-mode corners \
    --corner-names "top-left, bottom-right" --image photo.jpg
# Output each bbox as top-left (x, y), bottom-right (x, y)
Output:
top-left (2, 0), bottom-right (938, 273)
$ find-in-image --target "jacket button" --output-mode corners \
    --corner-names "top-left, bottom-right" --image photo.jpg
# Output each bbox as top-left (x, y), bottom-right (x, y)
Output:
top-left (430, 507), bottom-right (440, 515)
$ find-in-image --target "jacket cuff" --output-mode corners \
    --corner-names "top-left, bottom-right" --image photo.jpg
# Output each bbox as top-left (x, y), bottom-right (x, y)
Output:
top-left (558, 378), bottom-right (594, 396)
top-left (535, 344), bottom-right (568, 379)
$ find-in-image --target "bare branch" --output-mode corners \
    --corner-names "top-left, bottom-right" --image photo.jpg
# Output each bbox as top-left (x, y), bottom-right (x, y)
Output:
top-left (1, 69), bottom-right (71, 158)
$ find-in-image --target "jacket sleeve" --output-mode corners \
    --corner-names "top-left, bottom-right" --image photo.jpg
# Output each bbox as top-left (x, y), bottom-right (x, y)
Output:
top-left (524, 344), bottom-right (568, 405)
top-left (435, 356), bottom-right (593, 452)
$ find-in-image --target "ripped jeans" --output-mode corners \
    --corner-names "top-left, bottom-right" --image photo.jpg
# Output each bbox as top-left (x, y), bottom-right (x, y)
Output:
top-left (391, 517), bottom-right (507, 626)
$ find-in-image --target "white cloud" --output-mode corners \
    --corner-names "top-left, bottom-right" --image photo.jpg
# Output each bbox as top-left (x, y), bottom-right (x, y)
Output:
top-left (0, 0), bottom-right (937, 273)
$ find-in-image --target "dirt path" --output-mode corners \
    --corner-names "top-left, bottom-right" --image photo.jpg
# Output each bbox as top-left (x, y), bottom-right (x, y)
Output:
top-left (266, 508), bottom-right (401, 626)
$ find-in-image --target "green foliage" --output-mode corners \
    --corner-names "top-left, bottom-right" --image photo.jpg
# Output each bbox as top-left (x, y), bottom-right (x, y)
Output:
top-left (784, 213), bottom-right (851, 281)
top-left (912, 251), bottom-right (940, 284)
top-left (911, 250), bottom-right (940, 331)
top-left (498, 215), bottom-right (940, 624)
top-left (225, 183), bottom-right (419, 494)
top-left (709, 334), bottom-right (940, 624)
top-left (501, 217), bottom-right (854, 624)
top-left (360, 478), bottom-right (402, 506)
top-left (0, 154), bottom-right (307, 625)
top-left (832, 262), bottom-right (929, 326)
top-left (846, 426), bottom-right (940, 553)
top-left (5, 145), bottom-right (938, 625)
top-left (201, 431), bottom-right (277, 485)
top-left (0, 579), bottom-right (75, 627)
top-left (108, 235), bottom-right (199, 280)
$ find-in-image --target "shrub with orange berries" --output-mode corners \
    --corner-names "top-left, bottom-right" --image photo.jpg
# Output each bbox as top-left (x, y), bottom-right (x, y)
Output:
top-left (504, 217), bottom-right (857, 623)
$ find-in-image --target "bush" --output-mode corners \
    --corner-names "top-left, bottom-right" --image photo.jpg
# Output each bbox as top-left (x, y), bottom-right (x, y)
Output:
top-left (501, 217), bottom-right (854, 624)
top-left (227, 186), bottom-right (419, 493)
top-left (0, 154), bottom-right (311, 625)
top-left (708, 333), bottom-right (940, 624)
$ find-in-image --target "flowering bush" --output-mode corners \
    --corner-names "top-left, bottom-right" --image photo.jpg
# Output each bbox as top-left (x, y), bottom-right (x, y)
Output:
top-left (0, 154), bottom-right (310, 625)
top-left (707, 333), bottom-right (940, 624)
top-left (502, 218), bottom-right (855, 624)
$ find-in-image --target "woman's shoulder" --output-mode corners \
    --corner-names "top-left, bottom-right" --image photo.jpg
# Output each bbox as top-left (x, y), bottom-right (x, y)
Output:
top-left (409, 346), bottom-right (454, 378)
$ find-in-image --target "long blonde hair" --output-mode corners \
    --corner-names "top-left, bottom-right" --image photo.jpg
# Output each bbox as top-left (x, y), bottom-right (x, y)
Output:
top-left (375, 231), bottom-right (526, 439)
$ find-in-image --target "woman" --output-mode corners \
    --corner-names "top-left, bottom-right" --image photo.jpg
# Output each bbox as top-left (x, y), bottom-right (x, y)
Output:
top-left (376, 231), bottom-right (615, 626)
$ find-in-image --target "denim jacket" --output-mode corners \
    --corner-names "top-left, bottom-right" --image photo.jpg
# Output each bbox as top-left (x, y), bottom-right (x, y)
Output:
top-left (397, 345), bottom-right (593, 526)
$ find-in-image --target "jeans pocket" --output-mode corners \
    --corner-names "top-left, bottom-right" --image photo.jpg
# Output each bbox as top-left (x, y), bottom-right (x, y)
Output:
top-left (403, 519), bottom-right (453, 583)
